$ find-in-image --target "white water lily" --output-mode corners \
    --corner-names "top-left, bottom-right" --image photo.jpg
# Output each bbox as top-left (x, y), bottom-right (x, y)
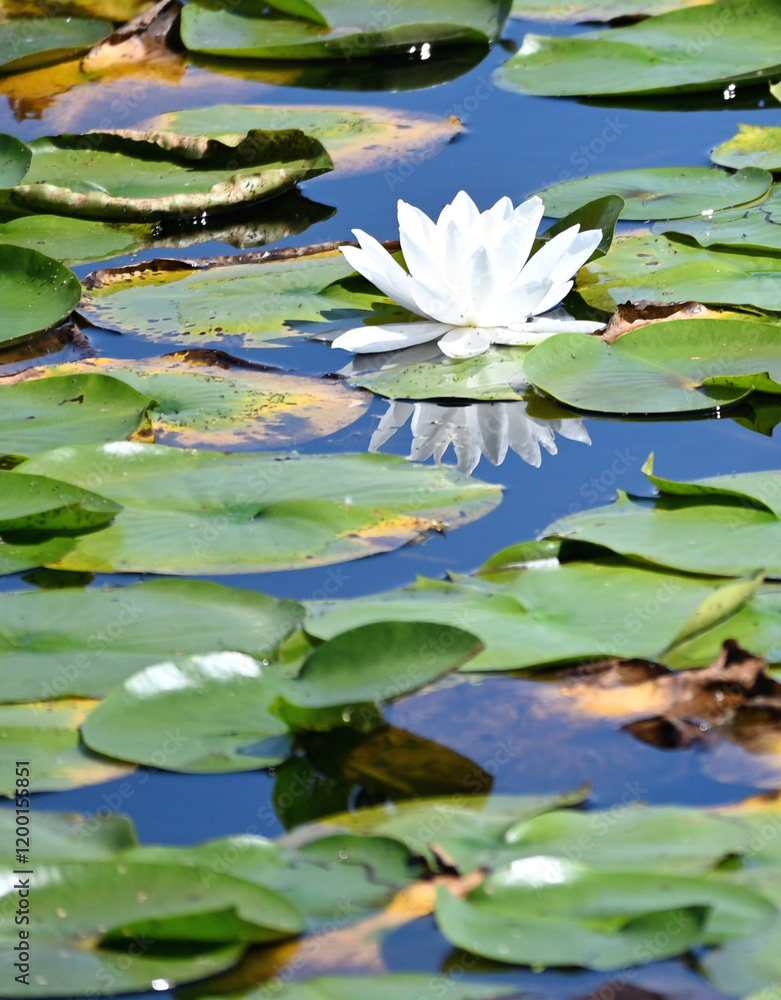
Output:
top-left (371, 400), bottom-right (591, 475)
top-left (332, 191), bottom-right (604, 359)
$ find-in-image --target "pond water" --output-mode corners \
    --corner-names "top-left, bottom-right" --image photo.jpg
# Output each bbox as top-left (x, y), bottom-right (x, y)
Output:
top-left (3, 9), bottom-right (781, 999)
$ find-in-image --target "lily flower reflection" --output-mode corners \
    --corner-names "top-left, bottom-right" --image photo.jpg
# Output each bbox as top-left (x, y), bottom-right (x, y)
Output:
top-left (371, 400), bottom-right (591, 475)
top-left (332, 191), bottom-right (603, 359)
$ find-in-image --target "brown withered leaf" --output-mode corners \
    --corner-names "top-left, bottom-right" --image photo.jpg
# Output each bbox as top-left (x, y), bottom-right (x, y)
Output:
top-left (81, 0), bottom-right (182, 73)
top-left (600, 301), bottom-right (712, 343)
top-left (560, 639), bottom-right (779, 727)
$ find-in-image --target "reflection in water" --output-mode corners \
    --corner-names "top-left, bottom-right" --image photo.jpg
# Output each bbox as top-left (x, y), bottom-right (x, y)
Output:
top-left (370, 399), bottom-right (591, 474)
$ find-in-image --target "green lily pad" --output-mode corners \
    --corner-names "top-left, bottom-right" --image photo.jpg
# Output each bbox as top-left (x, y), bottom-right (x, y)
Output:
top-left (7, 444), bottom-right (501, 575)
top-left (0, 535), bottom-right (77, 577)
top-left (80, 651), bottom-right (294, 772)
top-left (0, 469), bottom-right (120, 533)
top-left (311, 791), bottom-right (589, 868)
top-left (544, 461), bottom-right (781, 578)
top-left (711, 124), bottom-right (781, 171)
top-left (0, 129), bottom-right (332, 221)
top-left (702, 915), bottom-right (781, 998)
top-left (0, 244), bottom-right (81, 348)
top-left (347, 347), bottom-right (531, 401)
top-left (0, 214), bottom-right (153, 264)
top-left (0, 17), bottom-right (110, 73)
top-left (668, 586), bottom-right (781, 669)
top-left (436, 862), bottom-right (773, 970)
top-left (535, 167), bottom-right (771, 221)
top-left (180, 0), bottom-right (510, 61)
top-left (9, 353), bottom-right (370, 449)
top-left (141, 104), bottom-right (463, 179)
top-left (0, 808), bottom-right (138, 860)
top-left (81, 623), bottom-right (481, 772)
top-left (0, 578), bottom-right (302, 702)
top-left (510, 0), bottom-right (718, 22)
top-left (0, 853), bottom-right (300, 997)
top-left (0, 133), bottom-right (30, 187)
top-left (577, 234), bottom-right (781, 312)
top-left (496, 0), bottom-right (781, 97)
top-left (79, 249), bottom-right (402, 349)
top-left (125, 832), bottom-right (421, 931)
top-left (656, 184), bottom-right (781, 253)
top-left (0, 698), bottom-right (134, 795)
top-left (305, 556), bottom-right (759, 672)
top-left (522, 319), bottom-right (781, 415)
top-left (0, 373), bottom-right (153, 456)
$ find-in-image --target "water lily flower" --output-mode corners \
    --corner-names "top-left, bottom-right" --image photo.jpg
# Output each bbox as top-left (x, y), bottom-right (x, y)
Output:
top-left (371, 400), bottom-right (591, 475)
top-left (332, 191), bottom-right (604, 359)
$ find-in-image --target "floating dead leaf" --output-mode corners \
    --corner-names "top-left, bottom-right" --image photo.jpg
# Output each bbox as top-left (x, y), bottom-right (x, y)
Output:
top-left (559, 640), bottom-right (776, 725)
top-left (81, 0), bottom-right (182, 73)
top-left (600, 301), bottom-right (715, 342)
top-left (5, 349), bottom-right (371, 448)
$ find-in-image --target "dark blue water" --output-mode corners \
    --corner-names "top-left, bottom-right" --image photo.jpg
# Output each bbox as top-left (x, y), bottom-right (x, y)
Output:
top-left (2, 12), bottom-right (781, 997)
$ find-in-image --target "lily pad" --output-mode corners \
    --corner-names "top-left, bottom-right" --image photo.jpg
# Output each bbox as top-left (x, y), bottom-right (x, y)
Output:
top-left (0, 17), bottom-right (110, 73)
top-left (0, 578), bottom-right (303, 702)
top-left (305, 557), bottom-right (759, 672)
top-left (80, 651), bottom-right (295, 772)
top-left (535, 167), bottom-right (771, 221)
top-left (576, 234), bottom-right (781, 313)
top-left (180, 0), bottom-right (510, 61)
top-left (8, 444), bottom-right (501, 575)
top-left (347, 346), bottom-right (531, 401)
top-left (0, 372), bottom-right (153, 456)
top-left (496, 0), bottom-right (781, 97)
top-left (711, 124), bottom-right (781, 171)
top-left (141, 104), bottom-right (463, 178)
top-left (0, 214), bottom-right (153, 265)
top-left (0, 129), bottom-right (332, 221)
top-left (0, 698), bottom-right (134, 795)
top-left (79, 249), bottom-right (401, 349)
top-left (0, 808), bottom-right (138, 860)
top-left (8, 353), bottom-right (370, 449)
top-left (0, 855), bottom-right (300, 997)
top-left (522, 319), bottom-right (781, 415)
top-left (0, 133), bottom-right (30, 187)
top-left (0, 0), bottom-right (150, 18)
top-left (656, 184), bottom-right (781, 253)
top-left (544, 461), bottom-right (781, 578)
top-left (0, 244), bottom-right (81, 348)
top-left (0, 469), bottom-right (120, 533)
top-left (81, 623), bottom-right (481, 772)
top-left (510, 0), bottom-right (717, 22)
top-left (436, 862), bottom-right (773, 969)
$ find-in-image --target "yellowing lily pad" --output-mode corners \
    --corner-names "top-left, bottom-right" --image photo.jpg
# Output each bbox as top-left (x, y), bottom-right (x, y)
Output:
top-left (79, 247), bottom-right (404, 349)
top-left (140, 104), bottom-right (463, 178)
top-left (0, 698), bottom-right (134, 796)
top-left (8, 352), bottom-right (370, 449)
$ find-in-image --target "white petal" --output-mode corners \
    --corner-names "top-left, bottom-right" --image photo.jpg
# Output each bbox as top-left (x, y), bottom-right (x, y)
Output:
top-left (437, 327), bottom-right (493, 359)
top-left (332, 321), bottom-right (449, 354)
top-left (477, 277), bottom-right (553, 328)
top-left (547, 228), bottom-right (603, 288)
top-left (340, 236), bottom-right (422, 316)
top-left (397, 200), bottom-right (443, 293)
top-left (518, 224), bottom-right (582, 290)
